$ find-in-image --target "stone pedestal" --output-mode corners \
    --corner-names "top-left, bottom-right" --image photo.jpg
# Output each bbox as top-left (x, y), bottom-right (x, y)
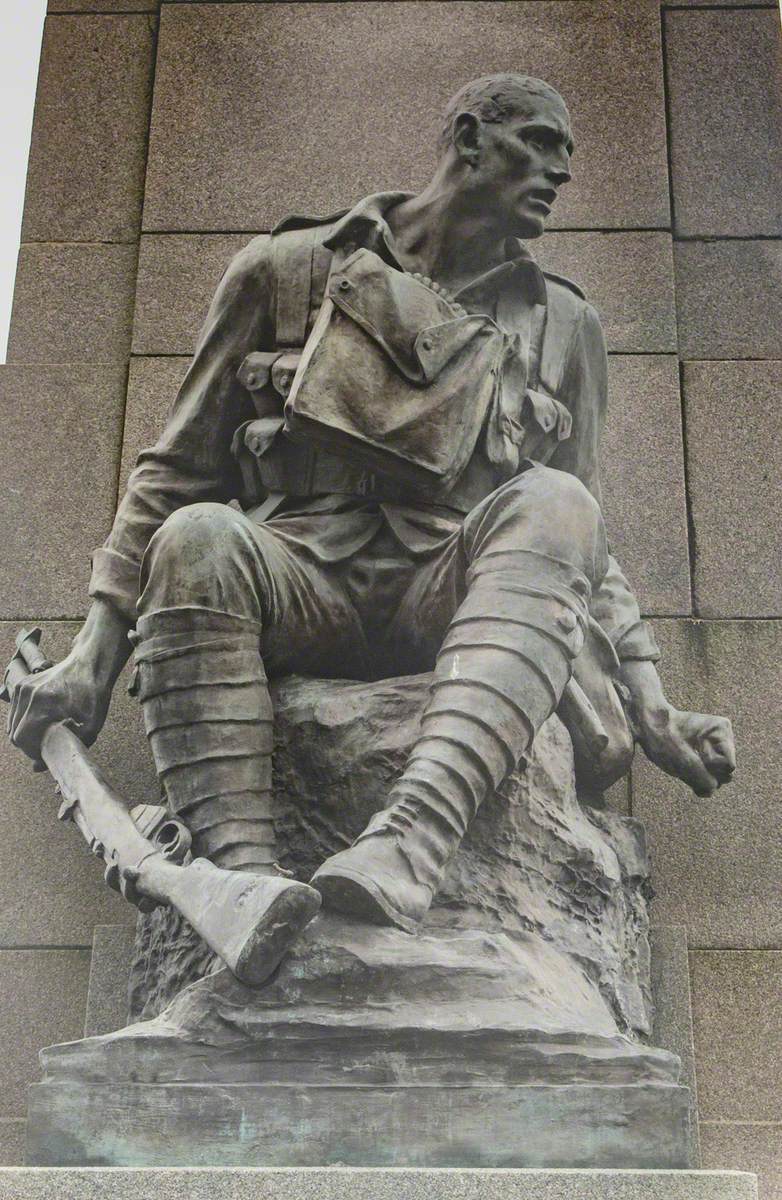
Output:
top-left (26, 1081), bottom-right (690, 1171)
top-left (0, 1167), bottom-right (759, 1200)
top-left (26, 913), bottom-right (691, 1169)
top-left (26, 676), bottom-right (691, 1171)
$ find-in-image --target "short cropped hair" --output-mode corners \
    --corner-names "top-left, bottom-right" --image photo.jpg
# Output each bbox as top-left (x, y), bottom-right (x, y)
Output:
top-left (438, 73), bottom-right (568, 155)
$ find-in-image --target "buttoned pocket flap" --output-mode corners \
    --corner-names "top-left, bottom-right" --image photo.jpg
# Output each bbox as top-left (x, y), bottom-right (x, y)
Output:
top-left (525, 388), bottom-right (573, 441)
top-left (231, 417), bottom-right (285, 462)
top-left (237, 352), bottom-right (283, 393)
top-left (271, 353), bottom-right (302, 398)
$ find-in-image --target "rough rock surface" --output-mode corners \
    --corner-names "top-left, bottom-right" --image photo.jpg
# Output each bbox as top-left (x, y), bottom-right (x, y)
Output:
top-left (130, 674), bottom-right (653, 1040)
top-left (43, 913), bottom-right (678, 1091)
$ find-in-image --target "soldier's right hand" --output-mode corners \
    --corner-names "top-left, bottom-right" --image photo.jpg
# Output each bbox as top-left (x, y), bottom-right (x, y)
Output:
top-left (7, 647), bottom-right (114, 762)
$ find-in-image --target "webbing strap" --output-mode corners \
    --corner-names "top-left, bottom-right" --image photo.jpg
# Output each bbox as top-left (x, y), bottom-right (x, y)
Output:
top-left (527, 300), bottom-right (548, 394)
top-left (534, 281), bottom-right (582, 398)
top-left (273, 227), bottom-right (326, 347)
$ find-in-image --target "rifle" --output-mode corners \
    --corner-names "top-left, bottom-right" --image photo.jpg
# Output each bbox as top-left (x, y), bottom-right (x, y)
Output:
top-left (2, 628), bottom-right (320, 988)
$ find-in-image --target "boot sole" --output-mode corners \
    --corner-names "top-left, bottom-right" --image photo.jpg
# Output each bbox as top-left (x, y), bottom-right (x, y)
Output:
top-left (233, 880), bottom-right (322, 987)
top-left (312, 865), bottom-right (419, 935)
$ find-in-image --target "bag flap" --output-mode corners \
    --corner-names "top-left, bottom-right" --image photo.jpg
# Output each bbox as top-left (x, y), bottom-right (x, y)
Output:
top-left (328, 248), bottom-right (498, 383)
top-left (271, 353), bottom-right (302, 398)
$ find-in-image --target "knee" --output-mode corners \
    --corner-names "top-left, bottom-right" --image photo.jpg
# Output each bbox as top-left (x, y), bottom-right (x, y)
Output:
top-left (467, 467), bottom-right (606, 581)
top-left (509, 467), bottom-right (600, 523)
top-left (139, 502), bottom-right (265, 617)
top-left (146, 503), bottom-right (247, 572)
top-left (479, 467), bottom-right (602, 535)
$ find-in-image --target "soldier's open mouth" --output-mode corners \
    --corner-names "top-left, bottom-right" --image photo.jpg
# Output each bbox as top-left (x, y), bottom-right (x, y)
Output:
top-left (527, 188), bottom-right (557, 213)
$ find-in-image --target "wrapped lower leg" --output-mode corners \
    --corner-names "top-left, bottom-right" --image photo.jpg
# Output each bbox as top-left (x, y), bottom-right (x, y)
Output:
top-left (313, 565), bottom-right (590, 927)
top-left (134, 614), bottom-right (278, 874)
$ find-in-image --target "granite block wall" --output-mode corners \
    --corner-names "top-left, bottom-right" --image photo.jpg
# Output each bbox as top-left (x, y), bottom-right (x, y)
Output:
top-left (1, 1), bottom-right (780, 1192)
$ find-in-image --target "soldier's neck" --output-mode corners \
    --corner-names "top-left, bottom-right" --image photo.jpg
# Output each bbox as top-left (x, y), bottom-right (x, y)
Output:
top-left (386, 177), bottom-right (508, 293)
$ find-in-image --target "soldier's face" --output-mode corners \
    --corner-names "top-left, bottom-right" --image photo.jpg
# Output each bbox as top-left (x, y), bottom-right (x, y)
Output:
top-left (474, 93), bottom-right (573, 239)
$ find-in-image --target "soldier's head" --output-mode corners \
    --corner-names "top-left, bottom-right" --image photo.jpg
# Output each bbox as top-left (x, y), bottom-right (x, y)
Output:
top-left (437, 74), bottom-right (573, 239)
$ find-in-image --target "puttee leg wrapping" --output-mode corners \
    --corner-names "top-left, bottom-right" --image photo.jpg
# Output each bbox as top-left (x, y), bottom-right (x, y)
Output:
top-left (132, 610), bottom-right (277, 874)
top-left (313, 557), bottom-right (590, 927)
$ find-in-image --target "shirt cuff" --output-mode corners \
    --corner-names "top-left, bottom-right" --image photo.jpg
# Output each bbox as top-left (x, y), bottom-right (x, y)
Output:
top-left (613, 619), bottom-right (661, 663)
top-left (88, 547), bottom-right (140, 625)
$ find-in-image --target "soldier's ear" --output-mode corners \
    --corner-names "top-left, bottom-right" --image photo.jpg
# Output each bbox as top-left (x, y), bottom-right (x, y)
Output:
top-left (452, 112), bottom-right (482, 167)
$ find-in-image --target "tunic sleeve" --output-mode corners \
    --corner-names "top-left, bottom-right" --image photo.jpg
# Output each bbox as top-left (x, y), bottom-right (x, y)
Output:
top-left (89, 237), bottom-right (275, 621)
top-left (548, 300), bottom-right (660, 663)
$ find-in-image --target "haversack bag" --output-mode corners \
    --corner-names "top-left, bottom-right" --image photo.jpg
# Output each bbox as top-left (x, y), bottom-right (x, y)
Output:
top-left (283, 248), bottom-right (508, 494)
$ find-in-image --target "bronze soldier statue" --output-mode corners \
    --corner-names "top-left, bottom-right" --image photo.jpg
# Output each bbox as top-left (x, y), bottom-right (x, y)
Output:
top-left (8, 74), bottom-right (735, 969)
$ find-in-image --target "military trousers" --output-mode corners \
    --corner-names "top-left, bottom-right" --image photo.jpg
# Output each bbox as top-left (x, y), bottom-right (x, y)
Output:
top-left (136, 465), bottom-right (610, 685)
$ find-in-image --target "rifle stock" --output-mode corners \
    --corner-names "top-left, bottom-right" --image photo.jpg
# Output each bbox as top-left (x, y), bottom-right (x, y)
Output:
top-left (2, 630), bottom-right (320, 988)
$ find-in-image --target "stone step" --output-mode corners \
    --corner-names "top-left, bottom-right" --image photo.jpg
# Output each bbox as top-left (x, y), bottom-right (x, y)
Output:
top-left (0, 1167), bottom-right (757, 1199)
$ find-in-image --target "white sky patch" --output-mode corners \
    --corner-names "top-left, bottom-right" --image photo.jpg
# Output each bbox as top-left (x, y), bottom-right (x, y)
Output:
top-left (0, 1), bottom-right (47, 362)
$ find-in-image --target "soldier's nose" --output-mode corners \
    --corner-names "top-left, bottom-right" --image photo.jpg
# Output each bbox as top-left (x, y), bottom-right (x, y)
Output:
top-left (548, 163), bottom-right (571, 188)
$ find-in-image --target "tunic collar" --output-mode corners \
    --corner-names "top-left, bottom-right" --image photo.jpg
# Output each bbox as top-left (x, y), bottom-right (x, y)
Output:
top-left (314, 191), bottom-right (548, 309)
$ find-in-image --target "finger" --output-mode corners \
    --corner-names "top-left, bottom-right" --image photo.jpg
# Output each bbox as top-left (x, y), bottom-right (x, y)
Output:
top-left (712, 721), bottom-right (736, 772)
top-left (705, 747), bottom-right (735, 784)
top-left (7, 679), bottom-right (32, 742)
top-left (700, 733), bottom-right (736, 784)
top-left (675, 744), bottom-right (719, 797)
top-left (9, 682), bottom-right (47, 757)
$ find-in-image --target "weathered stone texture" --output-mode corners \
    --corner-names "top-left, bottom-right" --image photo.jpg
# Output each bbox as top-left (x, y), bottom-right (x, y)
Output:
top-left (601, 356), bottom-right (690, 616)
top-left (683, 361), bottom-right (782, 617)
top-left (0, 623), bottom-right (154, 947)
top-left (0, 1123), bottom-right (26, 1168)
top-left (0, 365), bottom-right (126, 619)
top-left (120, 357), bottom-right (189, 486)
top-left (143, 1), bottom-right (669, 232)
top-left (0, 950), bottom-right (90, 1117)
top-left (701, 1124), bottom-right (782, 1200)
top-left (84, 926), bottom-right (136, 1038)
top-left (22, 14), bottom-right (156, 242)
top-left (690, 951), bottom-right (782, 1124)
top-left (132, 235), bottom-right (248, 356)
top-left (0, 1167), bottom-right (762, 1200)
top-left (49, 1), bottom-right (157, 10)
top-left (633, 619), bottom-right (782, 948)
top-left (650, 926), bottom-right (700, 1167)
top-left (674, 241), bottom-right (782, 361)
top-left (7, 243), bottom-right (137, 363)
top-left (665, 10), bottom-right (782, 237)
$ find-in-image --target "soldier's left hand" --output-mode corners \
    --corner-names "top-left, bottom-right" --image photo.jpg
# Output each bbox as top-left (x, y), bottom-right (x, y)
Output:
top-left (637, 707), bottom-right (736, 797)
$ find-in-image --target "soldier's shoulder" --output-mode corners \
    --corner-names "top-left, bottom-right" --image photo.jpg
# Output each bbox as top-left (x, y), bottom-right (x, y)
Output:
top-left (271, 208), bottom-right (351, 240)
top-left (539, 267), bottom-right (604, 349)
top-left (225, 208), bottom-right (351, 278)
top-left (541, 268), bottom-right (587, 302)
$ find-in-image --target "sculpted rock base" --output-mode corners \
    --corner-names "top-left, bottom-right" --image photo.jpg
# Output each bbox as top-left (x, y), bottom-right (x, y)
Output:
top-left (25, 675), bottom-right (691, 1169)
top-left (30, 919), bottom-right (689, 1165)
top-left (131, 674), bottom-right (652, 1035)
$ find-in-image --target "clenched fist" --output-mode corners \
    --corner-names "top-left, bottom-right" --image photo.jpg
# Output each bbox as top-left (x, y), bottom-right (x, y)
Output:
top-left (636, 706), bottom-right (735, 797)
top-left (7, 599), bottom-right (132, 762)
